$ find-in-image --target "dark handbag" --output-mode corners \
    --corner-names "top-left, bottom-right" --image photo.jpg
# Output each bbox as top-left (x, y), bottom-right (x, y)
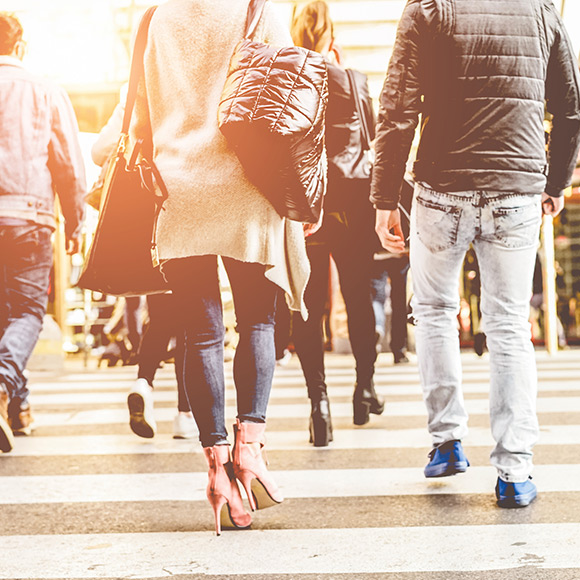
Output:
top-left (218, 0), bottom-right (328, 224)
top-left (77, 6), bottom-right (169, 297)
top-left (333, 68), bottom-right (374, 183)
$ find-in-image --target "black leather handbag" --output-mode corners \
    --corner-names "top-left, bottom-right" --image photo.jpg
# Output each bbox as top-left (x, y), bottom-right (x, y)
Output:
top-left (218, 0), bottom-right (328, 224)
top-left (331, 68), bottom-right (374, 184)
top-left (77, 7), bottom-right (170, 297)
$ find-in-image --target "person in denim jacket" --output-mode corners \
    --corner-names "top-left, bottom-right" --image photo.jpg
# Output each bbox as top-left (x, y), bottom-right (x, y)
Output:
top-left (371, 0), bottom-right (580, 507)
top-left (0, 13), bottom-right (86, 453)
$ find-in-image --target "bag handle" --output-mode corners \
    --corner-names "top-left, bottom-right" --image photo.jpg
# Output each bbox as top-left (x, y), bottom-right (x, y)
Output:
top-left (121, 6), bottom-right (158, 136)
top-left (245, 0), bottom-right (267, 39)
top-left (346, 68), bottom-right (372, 151)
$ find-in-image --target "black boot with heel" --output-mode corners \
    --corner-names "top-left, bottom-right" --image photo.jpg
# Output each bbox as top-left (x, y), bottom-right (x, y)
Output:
top-left (309, 392), bottom-right (333, 447)
top-left (353, 382), bottom-right (384, 425)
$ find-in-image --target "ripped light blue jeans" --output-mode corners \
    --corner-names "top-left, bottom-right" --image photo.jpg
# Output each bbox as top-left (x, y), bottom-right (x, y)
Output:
top-left (410, 181), bottom-right (541, 483)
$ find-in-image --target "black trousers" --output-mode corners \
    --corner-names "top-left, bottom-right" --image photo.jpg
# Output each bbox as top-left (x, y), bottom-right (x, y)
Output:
top-left (292, 211), bottom-right (377, 400)
top-left (137, 293), bottom-right (188, 412)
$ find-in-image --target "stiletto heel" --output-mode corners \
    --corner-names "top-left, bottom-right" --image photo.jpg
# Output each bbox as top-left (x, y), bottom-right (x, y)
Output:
top-left (309, 394), bottom-right (333, 447)
top-left (207, 491), bottom-right (228, 536)
top-left (233, 419), bottom-right (283, 510)
top-left (203, 445), bottom-right (252, 535)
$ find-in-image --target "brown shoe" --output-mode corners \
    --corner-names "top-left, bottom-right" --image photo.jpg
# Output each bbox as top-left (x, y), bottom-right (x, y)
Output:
top-left (8, 400), bottom-right (34, 436)
top-left (0, 390), bottom-right (14, 453)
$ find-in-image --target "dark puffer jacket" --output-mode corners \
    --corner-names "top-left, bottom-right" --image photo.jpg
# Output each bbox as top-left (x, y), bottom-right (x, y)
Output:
top-left (371, 0), bottom-right (580, 210)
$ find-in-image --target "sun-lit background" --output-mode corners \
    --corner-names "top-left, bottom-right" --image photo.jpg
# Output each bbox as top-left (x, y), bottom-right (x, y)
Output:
top-left (1, 0), bottom-right (577, 135)
top-left (3, 0), bottom-right (576, 133)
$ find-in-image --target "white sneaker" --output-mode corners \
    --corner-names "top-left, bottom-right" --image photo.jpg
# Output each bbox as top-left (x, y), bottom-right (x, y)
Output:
top-left (173, 412), bottom-right (197, 439)
top-left (276, 349), bottom-right (293, 367)
top-left (127, 379), bottom-right (157, 438)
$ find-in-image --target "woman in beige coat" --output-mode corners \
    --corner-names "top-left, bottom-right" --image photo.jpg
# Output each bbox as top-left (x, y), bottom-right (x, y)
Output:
top-left (131, 0), bottom-right (310, 535)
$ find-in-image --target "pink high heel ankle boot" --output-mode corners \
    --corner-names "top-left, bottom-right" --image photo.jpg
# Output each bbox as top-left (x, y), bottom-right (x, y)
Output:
top-left (232, 419), bottom-right (284, 511)
top-left (203, 445), bottom-right (252, 535)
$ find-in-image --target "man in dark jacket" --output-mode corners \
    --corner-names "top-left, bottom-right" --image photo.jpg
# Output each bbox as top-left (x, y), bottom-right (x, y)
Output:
top-left (0, 14), bottom-right (86, 453)
top-left (371, 0), bottom-right (580, 507)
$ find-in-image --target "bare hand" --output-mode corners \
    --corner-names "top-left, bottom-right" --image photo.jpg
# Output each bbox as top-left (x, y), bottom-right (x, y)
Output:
top-left (541, 193), bottom-right (564, 217)
top-left (303, 208), bottom-right (324, 238)
top-left (376, 209), bottom-right (406, 253)
top-left (65, 236), bottom-right (81, 255)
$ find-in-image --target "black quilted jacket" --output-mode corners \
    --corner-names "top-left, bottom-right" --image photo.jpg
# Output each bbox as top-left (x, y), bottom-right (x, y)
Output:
top-left (371, 0), bottom-right (580, 210)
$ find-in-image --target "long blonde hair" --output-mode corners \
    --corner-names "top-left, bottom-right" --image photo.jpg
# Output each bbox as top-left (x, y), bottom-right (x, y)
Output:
top-left (291, 1), bottom-right (334, 55)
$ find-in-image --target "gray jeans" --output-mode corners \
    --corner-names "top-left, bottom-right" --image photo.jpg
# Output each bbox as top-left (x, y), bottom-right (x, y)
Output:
top-left (410, 182), bottom-right (541, 482)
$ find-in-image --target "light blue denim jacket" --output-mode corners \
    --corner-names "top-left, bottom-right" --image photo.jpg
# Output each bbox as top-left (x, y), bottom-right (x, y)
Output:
top-left (0, 57), bottom-right (86, 238)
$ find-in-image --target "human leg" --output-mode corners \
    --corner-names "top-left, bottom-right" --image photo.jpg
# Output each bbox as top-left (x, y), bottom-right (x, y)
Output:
top-left (410, 184), bottom-right (474, 451)
top-left (223, 258), bottom-right (277, 424)
top-left (385, 256), bottom-right (410, 362)
top-left (331, 215), bottom-right (382, 425)
top-left (291, 242), bottom-right (333, 445)
top-left (137, 294), bottom-right (174, 385)
top-left (370, 260), bottom-right (388, 345)
top-left (292, 243), bottom-right (330, 399)
top-left (171, 317), bottom-right (196, 438)
top-left (0, 389), bottom-right (14, 452)
top-left (163, 257), bottom-right (252, 530)
top-left (274, 288), bottom-right (292, 363)
top-left (474, 194), bottom-right (541, 489)
top-left (127, 294), bottom-right (173, 438)
top-left (221, 257), bottom-right (283, 508)
top-left (124, 296), bottom-right (144, 362)
top-left (162, 256), bottom-right (228, 447)
top-left (0, 225), bottom-right (52, 438)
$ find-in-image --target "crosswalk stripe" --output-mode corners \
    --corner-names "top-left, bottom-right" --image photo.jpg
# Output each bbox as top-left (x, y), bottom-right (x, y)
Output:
top-left (21, 396), bottom-right (580, 430)
top-left (5, 425), bottom-right (580, 457)
top-left (27, 380), bottom-right (580, 404)
top-left (1, 523), bottom-right (579, 577)
top-left (2, 464), bottom-right (580, 504)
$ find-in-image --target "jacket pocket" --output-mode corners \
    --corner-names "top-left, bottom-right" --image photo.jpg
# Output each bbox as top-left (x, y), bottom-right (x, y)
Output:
top-left (415, 195), bottom-right (462, 252)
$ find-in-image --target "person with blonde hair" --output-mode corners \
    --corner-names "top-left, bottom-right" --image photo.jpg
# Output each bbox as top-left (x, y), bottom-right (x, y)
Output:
top-left (291, 0), bottom-right (334, 54)
top-left (291, 1), bottom-right (384, 447)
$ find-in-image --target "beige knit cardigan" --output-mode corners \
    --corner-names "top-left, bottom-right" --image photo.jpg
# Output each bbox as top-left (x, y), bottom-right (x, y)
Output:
top-left (132, 0), bottom-right (310, 316)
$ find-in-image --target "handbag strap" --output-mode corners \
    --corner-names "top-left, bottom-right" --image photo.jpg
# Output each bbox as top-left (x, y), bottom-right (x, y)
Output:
top-left (245, 0), bottom-right (268, 39)
top-left (121, 6), bottom-right (158, 136)
top-left (346, 68), bottom-right (372, 151)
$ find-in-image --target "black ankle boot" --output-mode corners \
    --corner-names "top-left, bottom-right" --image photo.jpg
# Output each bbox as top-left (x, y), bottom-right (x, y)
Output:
top-left (353, 383), bottom-right (384, 426)
top-left (309, 393), bottom-right (333, 447)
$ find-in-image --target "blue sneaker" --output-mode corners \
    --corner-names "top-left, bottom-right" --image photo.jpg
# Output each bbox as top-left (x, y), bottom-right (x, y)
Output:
top-left (495, 477), bottom-right (537, 508)
top-left (424, 440), bottom-right (470, 478)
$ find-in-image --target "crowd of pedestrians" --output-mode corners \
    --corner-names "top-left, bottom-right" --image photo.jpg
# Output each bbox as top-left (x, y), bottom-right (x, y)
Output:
top-left (1, 0), bottom-right (579, 534)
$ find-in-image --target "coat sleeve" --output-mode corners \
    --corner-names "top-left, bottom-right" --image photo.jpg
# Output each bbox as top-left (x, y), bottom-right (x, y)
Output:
top-left (258, 1), bottom-right (293, 48)
top-left (92, 85), bottom-right (127, 166)
top-left (370, 0), bottom-right (423, 210)
top-left (47, 86), bottom-right (86, 240)
top-left (544, 2), bottom-right (580, 198)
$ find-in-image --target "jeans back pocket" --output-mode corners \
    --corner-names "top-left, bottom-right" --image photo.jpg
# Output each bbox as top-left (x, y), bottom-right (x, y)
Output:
top-left (492, 199), bottom-right (541, 249)
top-left (415, 196), bottom-right (462, 253)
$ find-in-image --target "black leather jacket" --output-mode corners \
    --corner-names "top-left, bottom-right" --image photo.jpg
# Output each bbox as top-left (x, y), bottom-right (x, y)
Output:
top-left (371, 0), bottom-right (580, 210)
